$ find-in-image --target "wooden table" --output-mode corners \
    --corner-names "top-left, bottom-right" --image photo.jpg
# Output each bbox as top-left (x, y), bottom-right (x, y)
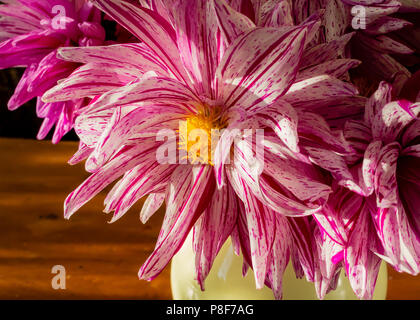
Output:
top-left (0, 138), bottom-right (419, 299)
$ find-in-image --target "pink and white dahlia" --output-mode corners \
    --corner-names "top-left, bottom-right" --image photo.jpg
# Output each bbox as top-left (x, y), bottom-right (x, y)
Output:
top-left (0, 0), bottom-right (112, 143)
top-left (41, 0), bottom-right (363, 298)
top-left (327, 0), bottom-right (415, 95)
top-left (315, 82), bottom-right (420, 299)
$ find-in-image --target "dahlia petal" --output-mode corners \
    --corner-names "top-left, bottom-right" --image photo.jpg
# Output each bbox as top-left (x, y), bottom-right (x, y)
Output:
top-left (402, 144), bottom-right (420, 157)
top-left (42, 63), bottom-right (141, 102)
top-left (260, 0), bottom-right (294, 27)
top-left (241, 183), bottom-right (275, 289)
top-left (395, 206), bottom-right (420, 274)
top-left (300, 96), bottom-right (366, 130)
top-left (139, 165), bottom-right (215, 280)
top-left (361, 34), bottom-right (414, 55)
top-left (64, 145), bottom-right (155, 219)
top-left (298, 111), bottom-right (352, 154)
top-left (360, 49), bottom-right (411, 88)
top-left (264, 152), bottom-right (332, 203)
top-left (365, 81), bottom-right (393, 128)
top-left (7, 63), bottom-right (38, 110)
top-left (304, 146), bottom-right (364, 195)
top-left (324, 0), bottom-right (349, 41)
top-left (374, 142), bottom-right (400, 208)
top-left (265, 215), bottom-right (291, 300)
top-left (345, 202), bottom-right (381, 300)
top-left (85, 103), bottom-right (185, 171)
top-left (58, 43), bottom-right (169, 76)
top-left (169, 0), bottom-right (223, 97)
top-left (218, 25), bottom-right (309, 108)
top-left (43, 62), bottom-right (141, 102)
top-left (297, 59), bottom-right (361, 81)
top-left (258, 175), bottom-right (326, 216)
top-left (51, 101), bottom-right (74, 144)
top-left (255, 100), bottom-right (299, 152)
top-left (213, 0), bottom-right (255, 44)
top-left (283, 75), bottom-right (358, 108)
top-left (315, 188), bottom-right (367, 245)
top-left (68, 142), bottom-right (93, 165)
top-left (108, 163), bottom-right (174, 223)
top-left (0, 29), bottom-right (65, 68)
top-left (314, 229), bottom-right (344, 299)
top-left (80, 76), bottom-right (198, 116)
top-left (344, 120), bottom-right (372, 157)
top-left (139, 0), bottom-right (172, 22)
top-left (373, 205), bottom-right (420, 274)
top-left (287, 217), bottom-right (317, 282)
top-left (140, 193), bottom-right (165, 224)
top-left (362, 141), bottom-right (383, 195)
top-left (193, 184), bottom-right (238, 288)
top-left (314, 202), bottom-right (347, 246)
top-left (36, 108), bottom-right (61, 140)
top-left (363, 16), bottom-right (412, 35)
top-left (78, 21), bottom-right (105, 41)
top-left (0, 4), bottom-right (43, 32)
top-left (373, 101), bottom-right (420, 143)
top-left (213, 127), bottom-right (241, 188)
top-left (92, 0), bottom-right (189, 83)
top-left (300, 33), bottom-right (354, 69)
top-left (341, 0), bottom-right (401, 23)
top-left (27, 50), bottom-right (77, 97)
top-left (398, 0), bottom-right (420, 11)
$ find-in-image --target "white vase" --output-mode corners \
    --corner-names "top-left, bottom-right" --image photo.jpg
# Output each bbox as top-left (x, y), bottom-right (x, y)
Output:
top-left (171, 232), bottom-right (388, 300)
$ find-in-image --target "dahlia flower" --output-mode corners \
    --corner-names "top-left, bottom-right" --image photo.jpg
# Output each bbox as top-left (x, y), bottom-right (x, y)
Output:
top-left (40, 0), bottom-right (364, 298)
top-left (0, 0), bottom-right (112, 143)
top-left (315, 82), bottom-right (420, 299)
top-left (327, 0), bottom-right (415, 95)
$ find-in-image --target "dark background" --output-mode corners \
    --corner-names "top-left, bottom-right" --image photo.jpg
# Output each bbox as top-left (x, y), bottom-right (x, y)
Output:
top-left (0, 68), bottom-right (78, 141)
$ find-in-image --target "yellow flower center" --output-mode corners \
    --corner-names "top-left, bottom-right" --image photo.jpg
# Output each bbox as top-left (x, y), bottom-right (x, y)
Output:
top-left (178, 104), bottom-right (225, 165)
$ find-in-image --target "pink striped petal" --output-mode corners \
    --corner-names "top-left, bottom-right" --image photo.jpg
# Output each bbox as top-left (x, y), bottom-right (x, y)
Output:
top-left (241, 182), bottom-right (275, 289)
top-left (297, 59), bottom-right (361, 81)
top-left (364, 16), bottom-right (412, 35)
top-left (57, 43), bottom-right (169, 76)
top-left (344, 200), bottom-right (382, 300)
top-left (300, 33), bottom-right (354, 69)
top-left (373, 101), bottom-right (420, 143)
top-left (213, 0), bottom-right (255, 44)
top-left (64, 145), bottom-right (156, 219)
top-left (254, 100), bottom-right (299, 152)
top-left (43, 62), bottom-right (138, 102)
top-left (362, 140), bottom-right (383, 195)
top-left (283, 75), bottom-right (358, 108)
top-left (260, 0), bottom-right (294, 27)
top-left (265, 214), bottom-right (291, 299)
top-left (218, 24), bottom-right (310, 108)
top-left (193, 184), bottom-right (238, 288)
top-left (139, 165), bottom-right (215, 280)
top-left (68, 141), bottom-right (93, 165)
top-left (92, 0), bottom-right (189, 84)
top-left (374, 142), bottom-right (400, 208)
top-left (0, 29), bottom-right (65, 68)
top-left (324, 0), bottom-right (350, 42)
top-left (140, 193), bottom-right (165, 224)
top-left (107, 163), bottom-right (174, 223)
top-left (365, 81), bottom-right (393, 128)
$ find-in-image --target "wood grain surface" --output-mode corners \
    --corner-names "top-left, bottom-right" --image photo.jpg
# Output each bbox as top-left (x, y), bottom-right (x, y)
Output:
top-left (0, 138), bottom-right (418, 300)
